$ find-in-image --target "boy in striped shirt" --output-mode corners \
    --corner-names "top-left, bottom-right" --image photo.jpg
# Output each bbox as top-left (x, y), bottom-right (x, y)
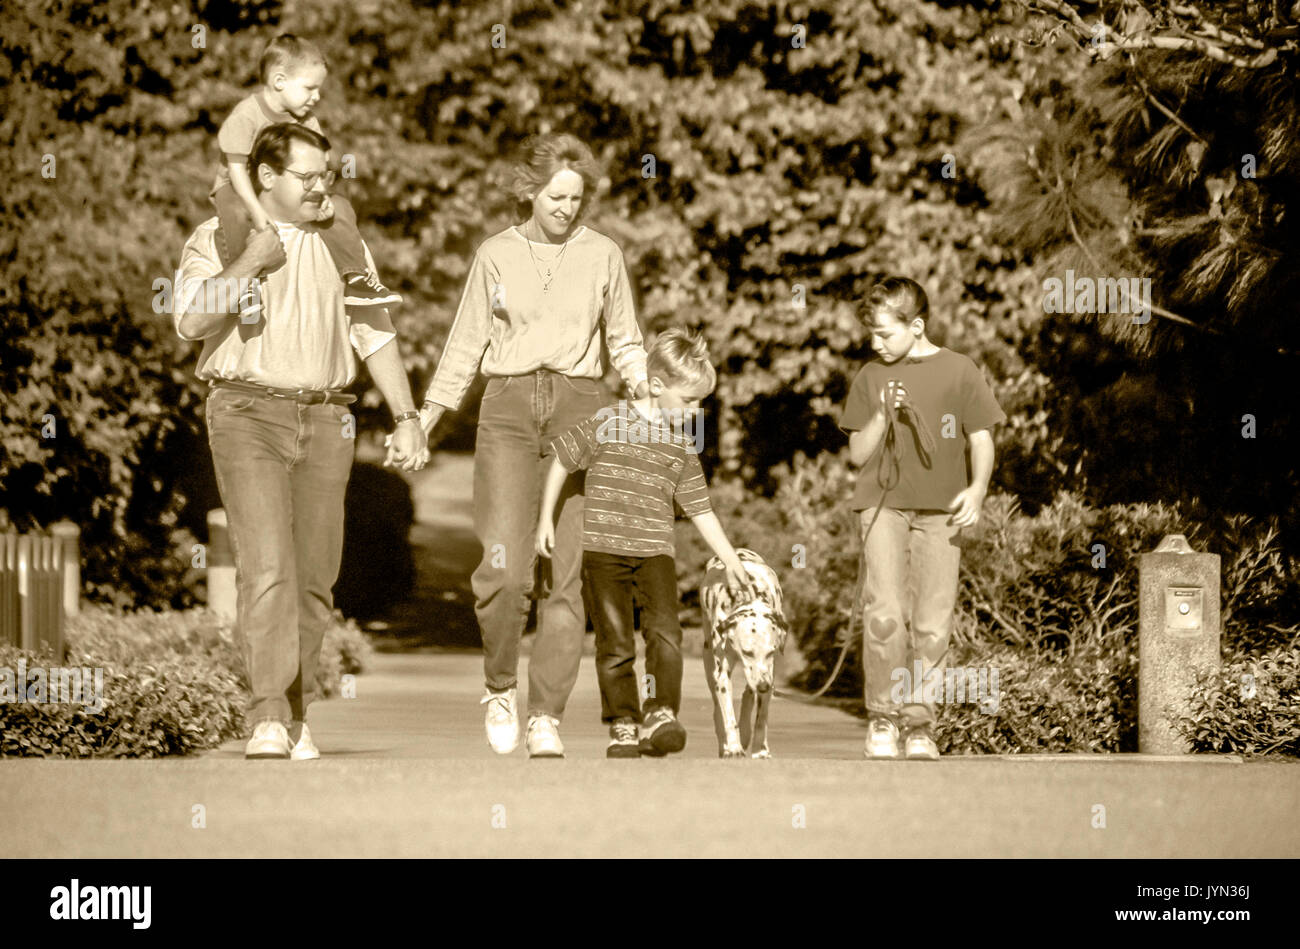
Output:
top-left (537, 329), bottom-right (753, 757)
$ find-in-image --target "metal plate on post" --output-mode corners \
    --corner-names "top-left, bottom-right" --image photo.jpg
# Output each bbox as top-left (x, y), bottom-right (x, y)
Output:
top-left (1165, 586), bottom-right (1203, 635)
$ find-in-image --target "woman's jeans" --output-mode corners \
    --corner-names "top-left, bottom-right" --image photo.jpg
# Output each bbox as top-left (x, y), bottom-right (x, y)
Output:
top-left (472, 371), bottom-right (607, 719)
top-left (581, 552), bottom-right (683, 724)
top-left (858, 506), bottom-right (963, 730)
top-left (206, 387), bottom-right (355, 725)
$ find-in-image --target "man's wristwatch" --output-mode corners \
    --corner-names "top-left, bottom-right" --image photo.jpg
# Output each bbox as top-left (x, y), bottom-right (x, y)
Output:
top-left (393, 410), bottom-right (421, 425)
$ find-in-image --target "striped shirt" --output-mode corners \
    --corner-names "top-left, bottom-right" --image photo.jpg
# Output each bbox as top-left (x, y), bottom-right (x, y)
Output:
top-left (551, 401), bottom-right (712, 558)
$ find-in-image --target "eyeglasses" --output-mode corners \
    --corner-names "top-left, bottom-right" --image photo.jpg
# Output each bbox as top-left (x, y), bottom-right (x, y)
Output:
top-left (278, 167), bottom-right (336, 191)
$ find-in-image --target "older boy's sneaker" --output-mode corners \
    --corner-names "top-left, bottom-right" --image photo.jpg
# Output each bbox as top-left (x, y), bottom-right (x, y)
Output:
top-left (905, 726), bottom-right (941, 760)
top-left (343, 271), bottom-right (403, 307)
top-left (607, 718), bottom-right (640, 758)
top-left (526, 714), bottom-right (564, 758)
top-left (244, 720), bottom-right (290, 759)
top-left (639, 707), bottom-right (686, 757)
top-left (865, 717), bottom-right (901, 759)
top-left (481, 687), bottom-right (520, 754)
top-left (289, 722), bottom-right (320, 761)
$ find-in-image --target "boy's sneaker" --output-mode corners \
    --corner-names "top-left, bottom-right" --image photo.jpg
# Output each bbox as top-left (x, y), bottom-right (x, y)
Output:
top-left (864, 717), bottom-right (901, 759)
top-left (481, 687), bottom-right (519, 755)
top-left (238, 278), bottom-right (262, 322)
top-left (638, 707), bottom-right (686, 757)
top-left (526, 714), bottom-right (565, 758)
top-left (606, 718), bottom-right (640, 759)
top-left (244, 720), bottom-right (290, 759)
top-left (343, 271), bottom-right (403, 307)
top-left (904, 726), bottom-right (941, 760)
top-left (289, 722), bottom-right (320, 761)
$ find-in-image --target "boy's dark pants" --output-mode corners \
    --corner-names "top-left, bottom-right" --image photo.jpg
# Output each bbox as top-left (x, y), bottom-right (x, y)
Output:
top-left (212, 182), bottom-right (369, 275)
top-left (582, 551), bottom-right (682, 724)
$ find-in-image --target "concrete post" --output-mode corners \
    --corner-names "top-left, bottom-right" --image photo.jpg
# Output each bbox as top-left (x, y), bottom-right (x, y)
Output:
top-left (50, 520), bottom-right (81, 618)
top-left (206, 509), bottom-right (238, 624)
top-left (1138, 534), bottom-right (1221, 753)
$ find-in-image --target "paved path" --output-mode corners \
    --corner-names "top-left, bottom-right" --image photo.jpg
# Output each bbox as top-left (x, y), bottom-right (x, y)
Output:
top-left (3, 450), bottom-right (1297, 858)
top-left (2, 650), bottom-right (1297, 858)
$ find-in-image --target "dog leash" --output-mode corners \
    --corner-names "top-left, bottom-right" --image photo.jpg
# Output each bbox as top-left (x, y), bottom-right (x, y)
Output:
top-left (776, 380), bottom-right (921, 703)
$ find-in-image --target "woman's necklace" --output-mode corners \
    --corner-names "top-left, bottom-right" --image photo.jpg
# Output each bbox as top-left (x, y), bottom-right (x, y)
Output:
top-left (523, 222), bottom-right (573, 292)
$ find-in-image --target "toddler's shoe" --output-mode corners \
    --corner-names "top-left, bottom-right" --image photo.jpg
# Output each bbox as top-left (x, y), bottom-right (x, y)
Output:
top-left (481, 687), bottom-right (520, 755)
top-left (864, 717), bottom-right (901, 759)
top-left (638, 707), bottom-right (686, 757)
top-left (904, 725), bottom-right (940, 760)
top-left (344, 271), bottom-right (403, 307)
top-left (244, 719), bottom-right (290, 759)
top-left (526, 714), bottom-right (565, 758)
top-left (238, 277), bottom-right (262, 322)
top-left (606, 718), bottom-right (640, 758)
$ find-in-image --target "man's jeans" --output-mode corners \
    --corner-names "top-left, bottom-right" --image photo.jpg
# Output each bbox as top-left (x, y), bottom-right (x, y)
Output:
top-left (472, 371), bottom-right (606, 718)
top-left (582, 552), bottom-right (682, 724)
top-left (206, 387), bottom-right (354, 724)
top-left (859, 507), bottom-right (963, 730)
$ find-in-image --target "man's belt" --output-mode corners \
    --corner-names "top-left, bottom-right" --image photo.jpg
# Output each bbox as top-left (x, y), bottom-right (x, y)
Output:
top-left (210, 379), bottom-right (356, 406)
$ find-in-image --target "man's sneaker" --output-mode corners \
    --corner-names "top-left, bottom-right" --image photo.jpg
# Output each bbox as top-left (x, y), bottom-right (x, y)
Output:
top-left (607, 718), bottom-right (640, 759)
top-left (526, 714), bottom-right (565, 758)
top-left (481, 687), bottom-right (520, 755)
top-left (244, 720), bottom-right (290, 759)
top-left (865, 717), bottom-right (901, 759)
top-left (289, 722), bottom-right (320, 761)
top-left (343, 271), bottom-right (403, 307)
top-left (905, 726), bottom-right (941, 760)
top-left (638, 707), bottom-right (686, 757)
top-left (238, 278), bottom-right (262, 321)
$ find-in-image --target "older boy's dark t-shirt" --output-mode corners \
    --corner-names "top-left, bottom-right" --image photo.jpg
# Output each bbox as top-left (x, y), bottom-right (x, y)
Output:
top-left (839, 348), bottom-right (1005, 512)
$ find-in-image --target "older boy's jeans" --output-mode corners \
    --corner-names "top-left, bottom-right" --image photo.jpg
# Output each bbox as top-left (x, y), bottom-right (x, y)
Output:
top-left (206, 387), bottom-right (355, 725)
top-left (859, 507), bottom-right (963, 730)
top-left (472, 371), bottom-right (607, 719)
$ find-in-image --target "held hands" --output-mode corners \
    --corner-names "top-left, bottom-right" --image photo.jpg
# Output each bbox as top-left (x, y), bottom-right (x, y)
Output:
top-left (383, 420), bottom-right (430, 472)
top-left (948, 485), bottom-right (987, 528)
top-left (242, 224), bottom-right (286, 276)
top-left (880, 380), bottom-right (908, 411)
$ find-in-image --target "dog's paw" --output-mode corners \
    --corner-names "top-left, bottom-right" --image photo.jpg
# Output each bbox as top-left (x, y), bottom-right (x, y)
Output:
top-left (750, 748), bottom-right (772, 760)
top-left (720, 746), bottom-right (747, 759)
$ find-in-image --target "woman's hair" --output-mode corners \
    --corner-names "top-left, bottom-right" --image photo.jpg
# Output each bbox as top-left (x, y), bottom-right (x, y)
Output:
top-left (863, 276), bottom-right (929, 326)
top-left (249, 123), bottom-right (332, 194)
top-left (647, 328), bottom-right (717, 395)
top-left (259, 34), bottom-right (326, 84)
top-left (510, 133), bottom-right (602, 221)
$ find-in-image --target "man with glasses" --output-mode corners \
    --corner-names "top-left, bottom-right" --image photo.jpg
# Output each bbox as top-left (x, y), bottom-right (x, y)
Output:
top-left (174, 122), bottom-right (428, 760)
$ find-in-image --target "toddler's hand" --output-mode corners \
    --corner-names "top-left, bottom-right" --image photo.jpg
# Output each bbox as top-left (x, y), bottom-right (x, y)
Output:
top-left (315, 194), bottom-right (335, 222)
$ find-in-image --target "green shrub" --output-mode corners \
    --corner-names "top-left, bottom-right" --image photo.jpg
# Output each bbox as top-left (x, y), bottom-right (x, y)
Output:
top-left (0, 605), bottom-right (372, 757)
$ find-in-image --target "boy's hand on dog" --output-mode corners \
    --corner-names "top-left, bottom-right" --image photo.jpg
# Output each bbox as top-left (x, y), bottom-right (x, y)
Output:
top-left (948, 485), bottom-right (987, 528)
top-left (536, 518), bottom-right (555, 558)
top-left (723, 559), bottom-right (756, 599)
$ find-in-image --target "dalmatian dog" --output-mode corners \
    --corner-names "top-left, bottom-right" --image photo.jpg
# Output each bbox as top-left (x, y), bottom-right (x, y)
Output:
top-left (700, 548), bottom-right (789, 759)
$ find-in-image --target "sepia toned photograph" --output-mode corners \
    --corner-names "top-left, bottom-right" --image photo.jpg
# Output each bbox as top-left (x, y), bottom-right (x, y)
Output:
top-left (1, 0), bottom-right (1295, 920)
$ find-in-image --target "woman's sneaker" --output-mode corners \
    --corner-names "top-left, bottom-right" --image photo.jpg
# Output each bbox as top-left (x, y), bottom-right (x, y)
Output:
top-left (244, 720), bottom-right (290, 759)
top-left (638, 707), bottom-right (686, 757)
top-left (526, 715), bottom-right (564, 758)
top-left (481, 687), bottom-right (519, 754)
top-left (289, 722), bottom-right (320, 761)
top-left (607, 718), bottom-right (640, 758)
top-left (865, 717), bottom-right (901, 759)
top-left (904, 726), bottom-right (940, 760)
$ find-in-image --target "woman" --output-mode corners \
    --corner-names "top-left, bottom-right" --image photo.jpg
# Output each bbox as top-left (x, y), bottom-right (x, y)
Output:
top-left (420, 133), bottom-right (649, 757)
